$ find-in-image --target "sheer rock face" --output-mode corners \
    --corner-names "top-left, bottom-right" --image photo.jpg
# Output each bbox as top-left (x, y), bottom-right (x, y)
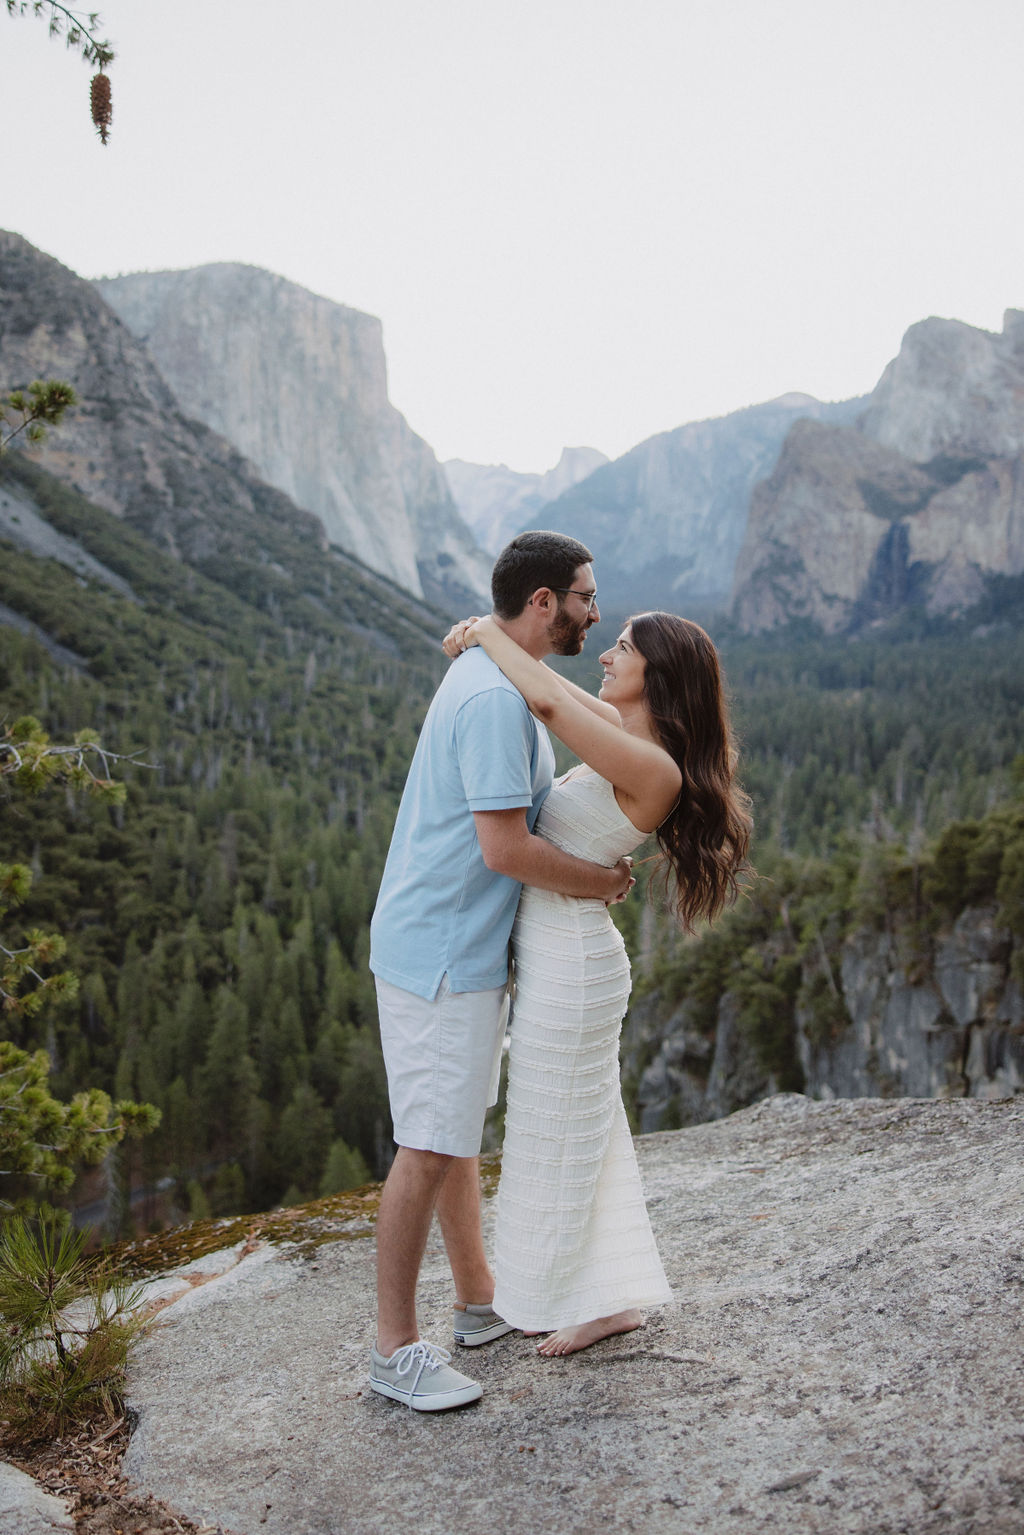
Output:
top-left (628, 903), bottom-right (1023, 1133)
top-left (860, 310), bottom-right (1024, 462)
top-left (96, 264), bottom-right (491, 607)
top-left (534, 394), bottom-right (864, 615)
top-left (0, 230), bottom-right (326, 564)
top-left (445, 446), bottom-right (610, 556)
top-left (731, 421), bottom-right (931, 633)
top-left (732, 313), bottom-right (1024, 632)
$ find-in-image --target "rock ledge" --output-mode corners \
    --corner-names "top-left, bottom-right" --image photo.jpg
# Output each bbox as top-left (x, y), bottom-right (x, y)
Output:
top-left (122, 1096), bottom-right (1023, 1534)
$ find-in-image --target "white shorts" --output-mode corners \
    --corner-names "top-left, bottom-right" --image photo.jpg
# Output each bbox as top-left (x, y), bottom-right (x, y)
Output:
top-left (375, 975), bottom-right (508, 1157)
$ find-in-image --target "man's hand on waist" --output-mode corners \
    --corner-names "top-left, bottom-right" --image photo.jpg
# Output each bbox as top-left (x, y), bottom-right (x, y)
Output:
top-left (604, 856), bottom-right (635, 906)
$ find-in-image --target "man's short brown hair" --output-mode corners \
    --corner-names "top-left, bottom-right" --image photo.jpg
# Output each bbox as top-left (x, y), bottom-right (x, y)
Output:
top-left (490, 530), bottom-right (594, 619)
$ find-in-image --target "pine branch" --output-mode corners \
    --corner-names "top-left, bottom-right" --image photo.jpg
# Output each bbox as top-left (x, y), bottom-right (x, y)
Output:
top-left (5, 5), bottom-right (114, 141)
top-left (0, 717), bottom-right (155, 800)
top-left (0, 379), bottom-right (77, 454)
top-left (5, 2), bottom-right (114, 69)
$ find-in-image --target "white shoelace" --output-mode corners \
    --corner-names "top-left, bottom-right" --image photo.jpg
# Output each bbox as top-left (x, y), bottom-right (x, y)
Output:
top-left (389, 1340), bottom-right (451, 1400)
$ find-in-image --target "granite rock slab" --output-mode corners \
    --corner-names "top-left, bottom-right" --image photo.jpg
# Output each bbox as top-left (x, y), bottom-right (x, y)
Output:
top-left (123, 1095), bottom-right (1024, 1535)
top-left (0, 1460), bottom-right (73, 1534)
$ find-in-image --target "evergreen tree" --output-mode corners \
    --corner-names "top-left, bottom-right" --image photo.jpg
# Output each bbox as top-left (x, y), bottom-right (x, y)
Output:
top-left (320, 1138), bottom-right (370, 1196)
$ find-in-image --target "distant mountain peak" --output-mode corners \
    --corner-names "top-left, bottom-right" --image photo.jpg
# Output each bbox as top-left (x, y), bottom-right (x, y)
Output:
top-left (732, 309), bottom-right (1024, 633)
top-left (444, 447), bottom-right (609, 555)
top-left (856, 311), bottom-right (1024, 468)
top-left (767, 391), bottom-right (822, 409)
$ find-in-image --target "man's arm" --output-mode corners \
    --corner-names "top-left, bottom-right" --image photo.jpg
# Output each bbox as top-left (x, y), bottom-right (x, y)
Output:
top-left (473, 808), bottom-right (633, 903)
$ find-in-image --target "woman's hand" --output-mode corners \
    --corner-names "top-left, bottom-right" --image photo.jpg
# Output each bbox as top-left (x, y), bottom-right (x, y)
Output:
top-left (441, 617), bottom-right (482, 659)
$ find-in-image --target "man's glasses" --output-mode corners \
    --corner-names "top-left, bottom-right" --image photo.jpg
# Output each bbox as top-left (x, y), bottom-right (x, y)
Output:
top-left (551, 587), bottom-right (599, 612)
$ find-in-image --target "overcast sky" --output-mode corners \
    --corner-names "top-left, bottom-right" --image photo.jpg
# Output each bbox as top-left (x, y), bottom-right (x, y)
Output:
top-left (4, 0), bottom-right (1023, 472)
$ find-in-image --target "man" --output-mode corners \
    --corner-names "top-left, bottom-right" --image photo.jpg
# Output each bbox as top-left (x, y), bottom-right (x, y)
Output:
top-left (368, 530), bottom-right (633, 1410)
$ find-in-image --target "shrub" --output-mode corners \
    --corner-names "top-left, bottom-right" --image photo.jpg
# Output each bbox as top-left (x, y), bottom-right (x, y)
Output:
top-left (0, 1214), bottom-right (144, 1444)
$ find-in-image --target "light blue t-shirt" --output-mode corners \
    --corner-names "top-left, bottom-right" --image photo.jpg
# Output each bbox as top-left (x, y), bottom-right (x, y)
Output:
top-left (370, 648), bottom-right (555, 1000)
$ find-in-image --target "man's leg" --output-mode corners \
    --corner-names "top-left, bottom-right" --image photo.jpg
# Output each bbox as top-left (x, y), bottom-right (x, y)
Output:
top-left (373, 974), bottom-right (509, 1365)
top-left (435, 1154), bottom-right (495, 1306)
top-left (375, 1145), bottom-right (453, 1357)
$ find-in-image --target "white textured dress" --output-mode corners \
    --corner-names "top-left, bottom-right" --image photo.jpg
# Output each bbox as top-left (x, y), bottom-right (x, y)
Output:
top-left (492, 769), bottom-right (673, 1330)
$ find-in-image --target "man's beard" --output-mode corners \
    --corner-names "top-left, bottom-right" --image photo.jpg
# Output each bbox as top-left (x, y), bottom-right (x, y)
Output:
top-left (547, 607), bottom-right (590, 656)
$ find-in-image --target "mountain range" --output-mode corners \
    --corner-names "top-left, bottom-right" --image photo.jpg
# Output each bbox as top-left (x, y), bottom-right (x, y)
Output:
top-left (524, 393), bottom-right (865, 614)
top-left (2, 230), bottom-right (1021, 1231)
top-left (3, 229), bottom-right (1023, 633)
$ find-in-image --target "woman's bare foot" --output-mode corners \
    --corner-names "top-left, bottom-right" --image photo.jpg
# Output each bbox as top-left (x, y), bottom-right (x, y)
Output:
top-left (535, 1309), bottom-right (644, 1356)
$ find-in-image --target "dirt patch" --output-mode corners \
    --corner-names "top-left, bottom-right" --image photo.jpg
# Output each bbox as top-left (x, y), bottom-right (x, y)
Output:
top-left (7, 1416), bottom-right (218, 1534)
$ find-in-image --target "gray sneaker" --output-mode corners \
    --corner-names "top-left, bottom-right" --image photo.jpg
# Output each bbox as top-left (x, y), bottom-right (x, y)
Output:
top-left (369, 1341), bottom-right (482, 1411)
top-left (452, 1303), bottom-right (516, 1347)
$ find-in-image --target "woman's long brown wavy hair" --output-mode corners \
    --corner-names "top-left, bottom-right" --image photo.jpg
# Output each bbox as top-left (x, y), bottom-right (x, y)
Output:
top-left (629, 612), bottom-right (752, 931)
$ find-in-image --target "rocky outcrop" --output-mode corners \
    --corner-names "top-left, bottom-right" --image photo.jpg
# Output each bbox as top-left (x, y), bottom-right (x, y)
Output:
top-left (730, 421), bottom-right (933, 632)
top-left (732, 313), bottom-right (1024, 632)
top-left (536, 394), bottom-right (863, 615)
top-left (0, 231), bottom-right (326, 567)
top-left (860, 309), bottom-right (1024, 462)
top-left (445, 446), bottom-right (610, 555)
top-left (0, 476), bottom-right (136, 598)
top-left (0, 1461), bottom-right (73, 1533)
top-left (107, 1096), bottom-right (1023, 1535)
top-left (96, 264), bottom-right (491, 607)
top-left (803, 904), bottom-right (1022, 1102)
top-left (629, 902), bottom-right (1022, 1132)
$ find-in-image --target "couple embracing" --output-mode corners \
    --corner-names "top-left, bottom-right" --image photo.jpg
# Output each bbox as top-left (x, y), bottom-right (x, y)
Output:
top-left (368, 531), bottom-right (750, 1410)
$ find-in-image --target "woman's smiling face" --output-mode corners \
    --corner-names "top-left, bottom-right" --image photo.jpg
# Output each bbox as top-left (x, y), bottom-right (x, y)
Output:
top-left (598, 626), bottom-right (647, 706)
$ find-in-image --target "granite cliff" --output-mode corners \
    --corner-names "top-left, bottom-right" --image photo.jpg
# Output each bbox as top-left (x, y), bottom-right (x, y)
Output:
top-left (0, 232), bottom-right (333, 571)
top-left (96, 264), bottom-right (491, 607)
top-left (860, 310), bottom-right (1024, 462)
top-left (533, 393), bottom-right (863, 615)
top-left (732, 311), bottom-right (1024, 632)
top-left (628, 899), bottom-right (1023, 1134)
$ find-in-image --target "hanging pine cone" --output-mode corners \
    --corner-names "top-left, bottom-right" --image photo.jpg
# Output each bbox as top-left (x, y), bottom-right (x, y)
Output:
top-left (90, 72), bottom-right (113, 145)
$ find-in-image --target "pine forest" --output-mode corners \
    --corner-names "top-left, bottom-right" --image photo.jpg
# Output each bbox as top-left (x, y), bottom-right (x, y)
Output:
top-left (2, 450), bottom-right (1023, 1235)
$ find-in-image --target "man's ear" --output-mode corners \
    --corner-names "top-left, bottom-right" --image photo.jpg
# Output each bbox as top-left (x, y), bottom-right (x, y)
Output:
top-left (527, 587), bottom-right (556, 614)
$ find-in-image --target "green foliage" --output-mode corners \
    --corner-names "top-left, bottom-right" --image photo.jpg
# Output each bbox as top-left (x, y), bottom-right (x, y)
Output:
top-left (0, 458), bottom-right (444, 1223)
top-left (1, 710), bottom-right (159, 1210)
top-left (0, 1041), bottom-right (158, 1203)
top-left (641, 786), bottom-right (1024, 1110)
top-left (922, 803), bottom-right (1024, 935)
top-left (921, 820), bottom-right (983, 921)
top-left (0, 1212), bottom-right (143, 1443)
top-left (320, 1137), bottom-right (370, 1196)
top-left (4, 2), bottom-right (114, 67)
top-left (798, 970), bottom-right (853, 1051)
top-left (717, 624), bottom-right (1024, 858)
top-left (733, 947), bottom-right (804, 1087)
top-left (0, 379), bottom-right (77, 453)
top-left (1, 714), bottom-right (131, 800)
top-left (1, 861), bottom-right (78, 1020)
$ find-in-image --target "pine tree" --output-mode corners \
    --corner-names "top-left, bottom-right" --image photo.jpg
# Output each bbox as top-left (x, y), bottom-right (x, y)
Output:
top-left (320, 1138), bottom-right (370, 1196)
top-left (0, 1042), bottom-right (157, 1206)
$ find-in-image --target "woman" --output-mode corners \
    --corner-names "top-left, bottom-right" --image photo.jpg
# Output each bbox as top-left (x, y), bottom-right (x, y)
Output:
top-left (443, 610), bottom-right (751, 1355)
